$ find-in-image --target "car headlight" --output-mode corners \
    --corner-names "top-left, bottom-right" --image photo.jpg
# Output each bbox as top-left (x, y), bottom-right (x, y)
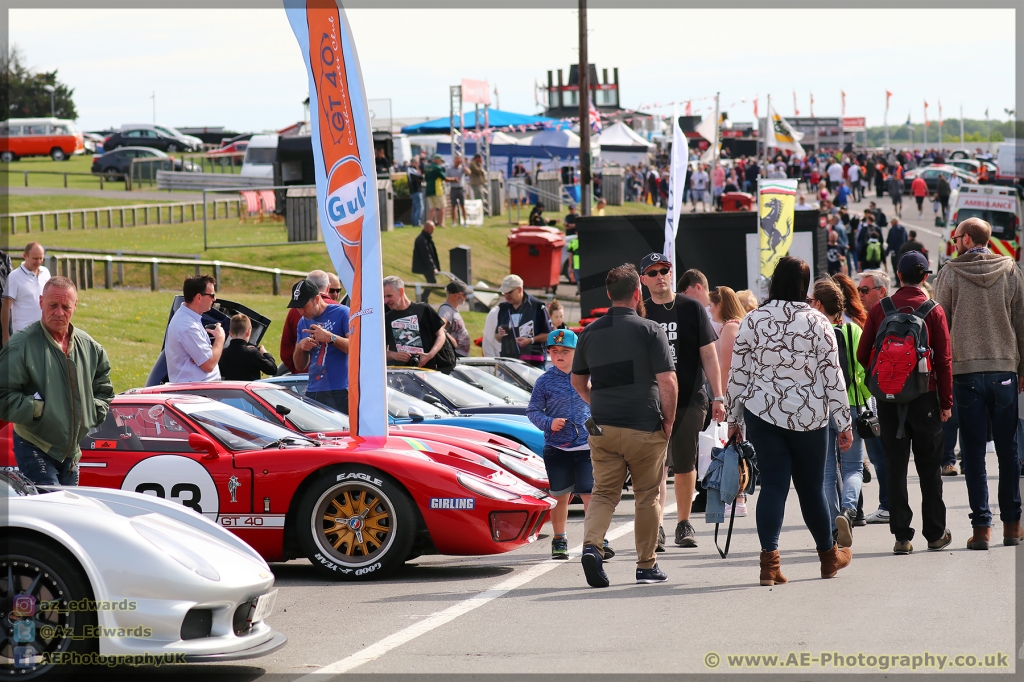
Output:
top-left (131, 516), bottom-right (221, 581)
top-left (497, 453), bottom-right (546, 480)
top-left (456, 471), bottom-right (520, 501)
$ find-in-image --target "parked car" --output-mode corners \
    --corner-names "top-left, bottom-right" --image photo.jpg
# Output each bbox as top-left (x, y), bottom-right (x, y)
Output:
top-left (128, 380), bottom-right (549, 490)
top-left (261, 375), bottom-right (546, 455)
top-left (121, 123), bottom-right (204, 151)
top-left (0, 117), bottom-right (84, 162)
top-left (81, 131), bottom-right (106, 154)
top-left (2, 470), bottom-right (286, 677)
top-left (0, 394), bottom-right (553, 580)
top-left (457, 357), bottom-right (545, 393)
top-left (903, 164), bottom-right (977, 193)
top-left (91, 146), bottom-right (201, 179)
top-left (450, 365), bottom-right (533, 404)
top-left (387, 367), bottom-right (528, 416)
top-left (206, 140), bottom-right (248, 166)
top-left (944, 158), bottom-right (998, 180)
top-left (103, 127), bottom-right (190, 153)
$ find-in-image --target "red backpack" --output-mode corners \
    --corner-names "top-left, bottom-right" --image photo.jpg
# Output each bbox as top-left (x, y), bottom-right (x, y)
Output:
top-left (867, 297), bottom-right (937, 437)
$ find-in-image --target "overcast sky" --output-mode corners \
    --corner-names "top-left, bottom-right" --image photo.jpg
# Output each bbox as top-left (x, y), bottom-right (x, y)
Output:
top-left (10, 8), bottom-right (1016, 133)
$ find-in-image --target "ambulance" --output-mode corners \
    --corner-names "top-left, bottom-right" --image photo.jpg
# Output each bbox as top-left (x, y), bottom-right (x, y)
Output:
top-left (941, 183), bottom-right (1023, 265)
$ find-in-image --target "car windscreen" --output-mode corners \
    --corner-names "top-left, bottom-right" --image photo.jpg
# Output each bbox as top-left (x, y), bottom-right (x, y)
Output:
top-left (387, 387), bottom-right (450, 419)
top-left (174, 401), bottom-right (317, 451)
top-left (506, 362), bottom-right (544, 386)
top-left (454, 366), bottom-right (531, 404)
top-left (954, 208), bottom-right (1017, 238)
top-left (244, 147), bottom-right (276, 165)
top-left (416, 371), bottom-right (498, 408)
top-left (253, 386), bottom-right (350, 432)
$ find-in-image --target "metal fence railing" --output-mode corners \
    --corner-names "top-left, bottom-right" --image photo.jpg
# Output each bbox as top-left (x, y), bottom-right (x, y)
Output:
top-left (1, 199), bottom-right (247, 235)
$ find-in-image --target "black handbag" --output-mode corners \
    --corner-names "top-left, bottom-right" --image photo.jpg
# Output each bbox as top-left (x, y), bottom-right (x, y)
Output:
top-left (433, 334), bottom-right (459, 374)
top-left (845, 324), bottom-right (880, 440)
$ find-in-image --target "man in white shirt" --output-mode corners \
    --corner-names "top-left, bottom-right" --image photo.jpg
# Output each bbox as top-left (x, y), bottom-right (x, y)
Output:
top-left (482, 305), bottom-right (501, 357)
top-left (690, 164), bottom-right (709, 213)
top-left (795, 193), bottom-right (815, 210)
top-left (948, 171), bottom-right (963, 193)
top-left (165, 275), bottom-right (225, 383)
top-left (826, 160), bottom-right (845, 192)
top-left (846, 162), bottom-right (862, 201)
top-left (2, 242), bottom-right (50, 345)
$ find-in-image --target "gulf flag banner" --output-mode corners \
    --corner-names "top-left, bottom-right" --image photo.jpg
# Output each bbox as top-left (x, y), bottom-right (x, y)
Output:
top-left (286, 0), bottom-right (386, 442)
top-left (758, 179), bottom-right (798, 278)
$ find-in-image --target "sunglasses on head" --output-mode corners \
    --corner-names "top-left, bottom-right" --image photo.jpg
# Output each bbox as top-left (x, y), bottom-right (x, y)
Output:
top-left (645, 267), bottom-right (671, 277)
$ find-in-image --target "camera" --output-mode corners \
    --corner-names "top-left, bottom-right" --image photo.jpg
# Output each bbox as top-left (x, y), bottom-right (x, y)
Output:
top-left (409, 353), bottom-right (421, 366)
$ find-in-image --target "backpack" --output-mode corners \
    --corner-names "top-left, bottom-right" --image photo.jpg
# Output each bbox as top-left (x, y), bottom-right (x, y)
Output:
top-left (867, 298), bottom-right (937, 437)
top-left (866, 240), bottom-right (882, 264)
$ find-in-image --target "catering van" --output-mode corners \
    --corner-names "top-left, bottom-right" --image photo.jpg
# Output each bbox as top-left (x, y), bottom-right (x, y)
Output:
top-left (240, 134), bottom-right (278, 178)
top-left (941, 183), bottom-right (1023, 265)
top-left (0, 117), bottom-right (85, 161)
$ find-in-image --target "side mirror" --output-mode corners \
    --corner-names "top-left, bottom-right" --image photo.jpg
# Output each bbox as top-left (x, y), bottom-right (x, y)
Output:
top-left (407, 407), bottom-right (425, 423)
top-left (423, 395), bottom-right (443, 407)
top-left (188, 433), bottom-right (220, 459)
top-left (274, 404), bottom-right (292, 416)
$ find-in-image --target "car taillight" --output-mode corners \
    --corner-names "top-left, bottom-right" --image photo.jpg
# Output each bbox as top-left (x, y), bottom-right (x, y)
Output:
top-left (489, 511), bottom-right (529, 542)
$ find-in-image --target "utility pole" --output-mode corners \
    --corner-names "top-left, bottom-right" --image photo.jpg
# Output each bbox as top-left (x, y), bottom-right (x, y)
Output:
top-left (151, 91), bottom-right (156, 123)
top-left (577, 0), bottom-right (591, 217)
top-left (960, 103), bottom-right (965, 150)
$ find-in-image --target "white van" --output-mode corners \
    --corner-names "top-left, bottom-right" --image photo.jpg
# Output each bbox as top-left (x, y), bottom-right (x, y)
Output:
top-left (941, 183), bottom-right (1023, 265)
top-left (241, 134), bottom-right (278, 178)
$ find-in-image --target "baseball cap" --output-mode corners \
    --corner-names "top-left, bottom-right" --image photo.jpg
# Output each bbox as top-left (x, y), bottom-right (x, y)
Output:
top-left (897, 251), bottom-right (932, 278)
top-left (288, 279), bottom-right (321, 308)
top-left (498, 274), bottom-right (524, 294)
top-left (547, 328), bottom-right (577, 349)
top-left (446, 280), bottom-right (472, 295)
top-left (639, 252), bottom-right (673, 274)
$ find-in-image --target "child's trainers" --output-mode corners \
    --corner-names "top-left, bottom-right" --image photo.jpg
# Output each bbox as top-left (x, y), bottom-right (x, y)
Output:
top-left (602, 538), bottom-right (615, 559)
top-left (551, 535), bottom-right (569, 560)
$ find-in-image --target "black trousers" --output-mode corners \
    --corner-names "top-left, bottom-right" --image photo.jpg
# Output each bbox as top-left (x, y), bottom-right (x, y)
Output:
top-left (877, 392), bottom-right (946, 543)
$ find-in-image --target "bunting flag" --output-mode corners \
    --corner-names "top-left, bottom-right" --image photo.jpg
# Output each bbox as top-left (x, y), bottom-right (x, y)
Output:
top-left (938, 99), bottom-right (943, 126)
top-left (588, 98), bottom-right (602, 133)
top-left (758, 179), bottom-right (798, 278)
top-left (924, 100), bottom-right (930, 127)
top-left (286, 0), bottom-right (387, 442)
top-left (886, 90), bottom-right (893, 113)
top-left (752, 97), bottom-right (758, 118)
top-left (663, 106), bottom-right (686, 291)
top-left (793, 90), bottom-right (799, 116)
top-left (763, 100), bottom-right (805, 156)
top-left (685, 100), bottom-right (692, 115)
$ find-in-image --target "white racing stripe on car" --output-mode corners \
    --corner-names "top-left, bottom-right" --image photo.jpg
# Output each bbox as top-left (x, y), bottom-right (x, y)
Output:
top-left (297, 503), bottom-right (677, 680)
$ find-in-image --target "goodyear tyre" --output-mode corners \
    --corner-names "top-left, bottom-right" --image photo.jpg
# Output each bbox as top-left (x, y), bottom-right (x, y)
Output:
top-left (1, 536), bottom-right (98, 680)
top-left (297, 466), bottom-right (416, 580)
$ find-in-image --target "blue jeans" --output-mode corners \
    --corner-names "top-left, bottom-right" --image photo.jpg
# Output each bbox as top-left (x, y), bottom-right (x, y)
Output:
top-left (864, 436), bottom-right (888, 511)
top-left (410, 191), bottom-right (424, 227)
top-left (953, 372), bottom-right (1023, 527)
top-left (308, 389), bottom-right (350, 415)
top-left (824, 408), bottom-right (866, 529)
top-left (941, 389), bottom-right (960, 468)
top-left (744, 409), bottom-right (834, 552)
top-left (1018, 419), bottom-right (1024, 468)
top-left (13, 434), bottom-right (79, 486)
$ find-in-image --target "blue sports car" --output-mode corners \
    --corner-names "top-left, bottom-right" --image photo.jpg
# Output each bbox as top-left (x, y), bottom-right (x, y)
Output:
top-left (259, 375), bottom-right (545, 455)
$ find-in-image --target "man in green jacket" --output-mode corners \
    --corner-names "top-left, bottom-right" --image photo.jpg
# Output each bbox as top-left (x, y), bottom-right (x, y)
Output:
top-left (0, 276), bottom-right (113, 486)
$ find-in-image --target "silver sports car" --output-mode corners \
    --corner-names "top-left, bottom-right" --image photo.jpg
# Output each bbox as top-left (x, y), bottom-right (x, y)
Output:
top-left (1, 471), bottom-right (286, 679)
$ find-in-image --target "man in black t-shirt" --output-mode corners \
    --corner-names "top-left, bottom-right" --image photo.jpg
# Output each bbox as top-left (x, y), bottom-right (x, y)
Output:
top-left (640, 253), bottom-right (726, 551)
top-left (495, 274), bottom-right (552, 367)
top-left (383, 275), bottom-right (448, 373)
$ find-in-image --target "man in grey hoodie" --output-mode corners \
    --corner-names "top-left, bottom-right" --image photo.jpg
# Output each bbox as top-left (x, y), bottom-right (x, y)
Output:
top-left (934, 217), bottom-right (1024, 550)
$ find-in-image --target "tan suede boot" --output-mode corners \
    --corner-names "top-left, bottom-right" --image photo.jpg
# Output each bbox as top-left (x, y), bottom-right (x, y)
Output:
top-left (759, 550), bottom-right (788, 587)
top-left (966, 526), bottom-right (990, 550)
top-left (1003, 521), bottom-right (1023, 546)
top-left (818, 543), bottom-right (852, 578)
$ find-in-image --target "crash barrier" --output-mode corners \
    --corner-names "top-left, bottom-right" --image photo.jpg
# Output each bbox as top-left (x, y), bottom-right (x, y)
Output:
top-left (0, 168), bottom-right (111, 189)
top-left (41, 250), bottom-right (307, 295)
top-left (1, 199), bottom-right (246, 234)
top-left (158, 171), bottom-right (273, 191)
top-left (601, 167), bottom-right (624, 205)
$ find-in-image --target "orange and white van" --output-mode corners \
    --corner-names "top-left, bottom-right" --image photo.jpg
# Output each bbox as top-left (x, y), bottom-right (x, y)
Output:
top-left (0, 117), bottom-right (85, 162)
top-left (941, 183), bottom-right (1023, 265)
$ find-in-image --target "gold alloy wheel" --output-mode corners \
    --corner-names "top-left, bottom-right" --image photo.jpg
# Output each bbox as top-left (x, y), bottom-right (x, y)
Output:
top-left (314, 484), bottom-right (394, 564)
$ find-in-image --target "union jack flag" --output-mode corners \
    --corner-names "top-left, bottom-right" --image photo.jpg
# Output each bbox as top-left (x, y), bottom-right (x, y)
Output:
top-left (588, 98), bottom-right (602, 133)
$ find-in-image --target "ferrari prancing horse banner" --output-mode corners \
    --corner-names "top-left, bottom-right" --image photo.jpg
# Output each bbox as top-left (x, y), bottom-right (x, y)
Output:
top-left (285, 0), bottom-right (387, 442)
top-left (757, 179), bottom-right (799, 278)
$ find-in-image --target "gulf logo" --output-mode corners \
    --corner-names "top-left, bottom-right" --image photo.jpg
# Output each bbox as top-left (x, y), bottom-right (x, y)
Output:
top-left (326, 154), bottom-right (367, 247)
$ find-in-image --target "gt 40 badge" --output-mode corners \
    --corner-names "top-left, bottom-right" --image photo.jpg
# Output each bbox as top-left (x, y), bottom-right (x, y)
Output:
top-left (429, 498), bottom-right (475, 510)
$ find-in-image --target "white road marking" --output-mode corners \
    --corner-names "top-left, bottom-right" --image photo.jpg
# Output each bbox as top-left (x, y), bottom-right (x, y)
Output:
top-left (297, 503), bottom-right (677, 680)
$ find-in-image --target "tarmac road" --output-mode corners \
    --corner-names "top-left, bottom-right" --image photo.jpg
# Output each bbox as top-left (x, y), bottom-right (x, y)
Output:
top-left (99, 455), bottom-right (1019, 680)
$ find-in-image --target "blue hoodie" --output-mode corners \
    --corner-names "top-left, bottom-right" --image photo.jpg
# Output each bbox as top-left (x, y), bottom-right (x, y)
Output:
top-left (527, 366), bottom-right (591, 450)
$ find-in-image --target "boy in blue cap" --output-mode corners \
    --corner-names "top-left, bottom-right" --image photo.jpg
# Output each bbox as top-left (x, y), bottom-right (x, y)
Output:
top-left (527, 328), bottom-right (613, 560)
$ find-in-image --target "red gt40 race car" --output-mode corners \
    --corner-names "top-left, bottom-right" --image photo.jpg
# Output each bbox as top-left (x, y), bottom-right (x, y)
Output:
top-left (0, 394), bottom-right (553, 580)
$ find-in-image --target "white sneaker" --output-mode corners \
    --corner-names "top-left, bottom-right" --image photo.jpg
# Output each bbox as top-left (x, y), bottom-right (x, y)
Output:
top-left (725, 499), bottom-right (747, 517)
top-left (864, 508), bottom-right (890, 524)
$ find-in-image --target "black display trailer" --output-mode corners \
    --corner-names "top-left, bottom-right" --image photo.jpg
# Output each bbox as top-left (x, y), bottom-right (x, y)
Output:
top-left (576, 210), bottom-right (826, 317)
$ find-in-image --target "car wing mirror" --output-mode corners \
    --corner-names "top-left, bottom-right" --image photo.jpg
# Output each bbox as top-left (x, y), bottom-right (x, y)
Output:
top-left (407, 407), bottom-right (425, 423)
top-left (188, 433), bottom-right (220, 459)
top-left (423, 395), bottom-right (443, 407)
top-left (274, 404), bottom-right (292, 416)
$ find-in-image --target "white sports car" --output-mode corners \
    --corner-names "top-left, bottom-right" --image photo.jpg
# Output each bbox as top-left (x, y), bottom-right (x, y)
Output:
top-left (1, 471), bottom-right (285, 679)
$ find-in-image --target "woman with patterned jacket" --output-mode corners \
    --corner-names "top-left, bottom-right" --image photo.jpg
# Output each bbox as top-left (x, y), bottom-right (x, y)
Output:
top-left (725, 256), bottom-right (854, 587)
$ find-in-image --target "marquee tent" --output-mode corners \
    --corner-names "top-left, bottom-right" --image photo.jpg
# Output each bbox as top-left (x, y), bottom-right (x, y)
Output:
top-left (596, 121), bottom-right (655, 166)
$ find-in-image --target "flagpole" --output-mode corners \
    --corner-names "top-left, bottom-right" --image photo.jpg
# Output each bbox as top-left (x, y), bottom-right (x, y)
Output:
top-left (923, 102), bottom-right (927, 149)
top-left (884, 92), bottom-right (890, 151)
top-left (839, 90), bottom-right (844, 153)
top-left (711, 91), bottom-right (720, 197)
top-left (764, 94), bottom-right (771, 167)
top-left (577, 0), bottom-right (591, 217)
top-left (960, 103), bottom-right (965, 150)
